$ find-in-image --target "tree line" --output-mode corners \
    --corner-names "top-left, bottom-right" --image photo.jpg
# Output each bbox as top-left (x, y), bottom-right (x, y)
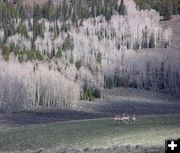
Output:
top-left (0, 0), bottom-right (127, 23)
top-left (135, 0), bottom-right (180, 20)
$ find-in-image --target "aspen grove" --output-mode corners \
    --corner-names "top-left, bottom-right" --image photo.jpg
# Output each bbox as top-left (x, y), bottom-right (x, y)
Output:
top-left (0, 0), bottom-right (179, 112)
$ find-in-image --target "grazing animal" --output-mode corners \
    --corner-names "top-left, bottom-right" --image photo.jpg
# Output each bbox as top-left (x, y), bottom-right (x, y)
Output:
top-left (122, 115), bottom-right (130, 122)
top-left (114, 115), bottom-right (123, 121)
top-left (132, 114), bottom-right (136, 123)
top-left (113, 114), bottom-right (129, 124)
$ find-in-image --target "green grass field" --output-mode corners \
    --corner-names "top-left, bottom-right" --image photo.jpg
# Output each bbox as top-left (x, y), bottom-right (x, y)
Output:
top-left (0, 115), bottom-right (180, 152)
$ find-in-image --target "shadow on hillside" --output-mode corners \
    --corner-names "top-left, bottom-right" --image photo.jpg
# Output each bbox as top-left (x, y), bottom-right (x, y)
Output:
top-left (0, 99), bottom-right (180, 126)
top-left (88, 101), bottom-right (180, 116)
top-left (0, 110), bottom-right (104, 126)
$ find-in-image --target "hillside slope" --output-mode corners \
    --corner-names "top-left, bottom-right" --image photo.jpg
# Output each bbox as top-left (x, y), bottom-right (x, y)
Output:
top-left (0, 0), bottom-right (179, 112)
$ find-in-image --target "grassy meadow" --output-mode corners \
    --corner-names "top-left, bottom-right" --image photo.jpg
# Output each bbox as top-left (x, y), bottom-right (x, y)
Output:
top-left (0, 115), bottom-right (179, 152)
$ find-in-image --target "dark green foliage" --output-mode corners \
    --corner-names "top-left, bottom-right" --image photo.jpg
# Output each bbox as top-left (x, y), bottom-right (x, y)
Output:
top-left (0, 0), bottom-right (27, 38)
top-left (61, 0), bottom-right (69, 22)
top-left (135, 0), bottom-right (177, 20)
top-left (62, 34), bottom-right (74, 51)
top-left (16, 0), bottom-right (26, 20)
top-left (96, 52), bottom-right (102, 64)
top-left (15, 47), bottom-right (43, 62)
top-left (135, 0), bottom-right (151, 10)
top-left (33, 4), bottom-right (42, 20)
top-left (118, 0), bottom-right (127, 16)
top-left (105, 4), bottom-right (112, 21)
top-left (55, 48), bottom-right (62, 59)
top-left (33, 20), bottom-right (44, 41)
top-left (0, 0), bottom-right (128, 34)
top-left (0, 2), bottom-right (20, 22)
top-left (68, 0), bottom-right (119, 22)
top-left (1, 0), bottom-right (177, 27)
top-left (81, 82), bottom-right (101, 101)
top-left (3, 26), bottom-right (15, 42)
top-left (162, 0), bottom-right (173, 21)
top-left (129, 80), bottom-right (138, 89)
top-left (38, 2), bottom-right (57, 22)
top-left (1, 43), bottom-right (43, 61)
top-left (38, 0), bottom-right (123, 22)
top-left (47, 0), bottom-right (55, 21)
top-left (172, 0), bottom-right (178, 14)
top-left (104, 76), bottom-right (113, 89)
top-left (16, 22), bottom-right (29, 39)
top-left (61, 23), bottom-right (69, 33)
top-left (82, 87), bottom-right (94, 101)
top-left (178, 3), bottom-right (180, 14)
top-left (54, 22), bottom-right (60, 38)
top-left (1, 43), bottom-right (12, 61)
top-left (76, 60), bottom-right (82, 70)
top-left (18, 50), bottom-right (43, 62)
top-left (114, 76), bottom-right (128, 87)
top-left (93, 88), bottom-right (101, 98)
top-left (50, 47), bottom-right (56, 59)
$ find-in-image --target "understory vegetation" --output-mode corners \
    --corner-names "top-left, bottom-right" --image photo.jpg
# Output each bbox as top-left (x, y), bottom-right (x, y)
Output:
top-left (81, 85), bottom-right (101, 101)
top-left (1, 43), bottom-right (43, 61)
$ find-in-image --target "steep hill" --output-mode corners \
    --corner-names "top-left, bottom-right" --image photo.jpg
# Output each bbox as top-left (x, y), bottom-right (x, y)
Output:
top-left (0, 0), bottom-right (179, 112)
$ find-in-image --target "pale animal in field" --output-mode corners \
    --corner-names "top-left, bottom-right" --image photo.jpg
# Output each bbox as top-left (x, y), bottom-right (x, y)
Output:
top-left (113, 114), bottom-right (137, 124)
top-left (132, 114), bottom-right (136, 123)
top-left (122, 115), bottom-right (130, 122)
top-left (113, 114), bottom-right (130, 123)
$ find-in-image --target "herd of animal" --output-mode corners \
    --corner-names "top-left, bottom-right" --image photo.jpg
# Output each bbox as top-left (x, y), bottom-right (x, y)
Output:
top-left (113, 114), bottom-right (136, 123)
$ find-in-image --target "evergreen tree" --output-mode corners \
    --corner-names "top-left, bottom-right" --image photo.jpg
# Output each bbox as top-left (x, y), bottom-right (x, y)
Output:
top-left (90, 1), bottom-right (96, 18)
top-left (33, 4), bottom-right (41, 20)
top-left (62, 34), bottom-right (74, 51)
top-left (76, 60), bottom-right (82, 70)
top-left (162, 0), bottom-right (173, 21)
top-left (47, 0), bottom-right (55, 21)
top-left (105, 3), bottom-right (112, 21)
top-left (16, 22), bottom-right (29, 39)
top-left (149, 33), bottom-right (155, 48)
top-left (42, 4), bottom-right (48, 19)
top-left (172, 0), bottom-right (178, 14)
top-left (16, 0), bottom-right (26, 20)
top-left (96, 0), bottom-right (102, 16)
top-left (142, 26), bottom-right (148, 48)
top-left (72, 8), bottom-right (77, 25)
top-left (62, 0), bottom-right (68, 22)
top-left (119, 0), bottom-right (127, 16)
top-left (56, 47), bottom-right (62, 59)
top-left (96, 52), bottom-right (102, 64)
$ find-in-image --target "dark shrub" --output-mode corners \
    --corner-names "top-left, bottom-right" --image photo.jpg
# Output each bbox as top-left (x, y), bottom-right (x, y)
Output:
top-left (93, 88), bottom-right (101, 98)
